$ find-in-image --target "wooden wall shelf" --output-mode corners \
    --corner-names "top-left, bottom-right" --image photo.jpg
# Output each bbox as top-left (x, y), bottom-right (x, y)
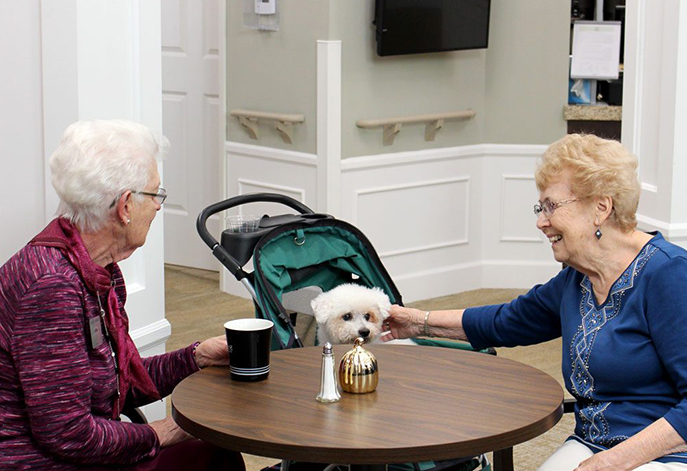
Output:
top-left (356, 110), bottom-right (476, 146)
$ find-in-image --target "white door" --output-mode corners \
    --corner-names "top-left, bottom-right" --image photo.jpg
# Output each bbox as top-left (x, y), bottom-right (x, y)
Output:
top-left (161, 0), bottom-right (222, 270)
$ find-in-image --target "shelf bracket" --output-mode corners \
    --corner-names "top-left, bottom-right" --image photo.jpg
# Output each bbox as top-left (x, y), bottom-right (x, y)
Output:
top-left (238, 116), bottom-right (259, 140)
top-left (275, 121), bottom-right (294, 144)
top-left (383, 123), bottom-right (402, 146)
top-left (425, 119), bottom-right (444, 141)
top-left (356, 109), bottom-right (475, 147)
top-left (231, 109), bottom-right (304, 144)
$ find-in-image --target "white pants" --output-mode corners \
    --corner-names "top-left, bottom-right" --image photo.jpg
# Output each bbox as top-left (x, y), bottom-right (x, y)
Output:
top-left (537, 440), bottom-right (687, 471)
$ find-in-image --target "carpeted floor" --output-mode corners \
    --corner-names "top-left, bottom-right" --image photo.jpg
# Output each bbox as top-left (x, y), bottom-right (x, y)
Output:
top-left (164, 265), bottom-right (575, 471)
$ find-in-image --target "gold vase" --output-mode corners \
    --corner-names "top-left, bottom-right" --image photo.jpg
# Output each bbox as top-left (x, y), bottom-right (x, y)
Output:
top-left (338, 337), bottom-right (378, 393)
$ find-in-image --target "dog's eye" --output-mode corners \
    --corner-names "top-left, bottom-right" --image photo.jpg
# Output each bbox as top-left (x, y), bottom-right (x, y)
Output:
top-left (364, 313), bottom-right (371, 321)
top-left (342, 313), bottom-right (352, 321)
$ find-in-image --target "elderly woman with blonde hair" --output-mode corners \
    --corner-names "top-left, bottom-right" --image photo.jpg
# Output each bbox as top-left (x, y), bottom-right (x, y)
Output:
top-left (384, 134), bottom-right (687, 470)
top-left (0, 120), bottom-right (244, 470)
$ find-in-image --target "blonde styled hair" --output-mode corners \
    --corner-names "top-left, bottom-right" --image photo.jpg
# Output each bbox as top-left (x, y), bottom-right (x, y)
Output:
top-left (535, 134), bottom-right (641, 232)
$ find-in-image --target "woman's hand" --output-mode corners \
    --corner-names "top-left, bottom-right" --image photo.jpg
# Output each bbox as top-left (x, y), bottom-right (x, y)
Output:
top-left (383, 306), bottom-right (468, 341)
top-left (573, 449), bottom-right (632, 471)
top-left (573, 451), bottom-right (619, 471)
top-left (572, 418), bottom-right (687, 471)
top-left (194, 335), bottom-right (229, 369)
top-left (382, 305), bottom-right (425, 341)
top-left (148, 416), bottom-right (192, 448)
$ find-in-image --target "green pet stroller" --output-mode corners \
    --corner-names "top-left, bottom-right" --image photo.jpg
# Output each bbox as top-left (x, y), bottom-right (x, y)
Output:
top-left (197, 193), bottom-right (491, 471)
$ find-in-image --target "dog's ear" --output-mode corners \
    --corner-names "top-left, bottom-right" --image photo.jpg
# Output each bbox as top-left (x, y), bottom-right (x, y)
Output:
top-left (373, 287), bottom-right (392, 320)
top-left (311, 292), bottom-right (333, 323)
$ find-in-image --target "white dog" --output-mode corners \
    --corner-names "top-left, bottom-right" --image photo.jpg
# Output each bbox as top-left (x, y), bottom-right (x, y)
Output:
top-left (310, 283), bottom-right (414, 345)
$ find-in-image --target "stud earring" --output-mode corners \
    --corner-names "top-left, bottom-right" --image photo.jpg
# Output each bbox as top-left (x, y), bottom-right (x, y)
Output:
top-left (126, 219), bottom-right (131, 225)
top-left (595, 227), bottom-right (603, 240)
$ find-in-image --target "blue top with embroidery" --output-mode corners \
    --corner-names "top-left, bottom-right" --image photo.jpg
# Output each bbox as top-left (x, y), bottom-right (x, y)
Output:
top-left (463, 232), bottom-right (687, 463)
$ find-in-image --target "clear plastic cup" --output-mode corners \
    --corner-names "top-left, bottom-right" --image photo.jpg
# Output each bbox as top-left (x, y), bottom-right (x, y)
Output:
top-left (227, 214), bottom-right (260, 233)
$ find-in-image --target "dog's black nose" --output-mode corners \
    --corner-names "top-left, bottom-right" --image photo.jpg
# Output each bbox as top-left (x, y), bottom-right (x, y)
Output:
top-left (359, 328), bottom-right (370, 338)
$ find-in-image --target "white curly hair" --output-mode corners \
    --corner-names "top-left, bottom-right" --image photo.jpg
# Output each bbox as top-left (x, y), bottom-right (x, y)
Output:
top-left (49, 119), bottom-right (168, 233)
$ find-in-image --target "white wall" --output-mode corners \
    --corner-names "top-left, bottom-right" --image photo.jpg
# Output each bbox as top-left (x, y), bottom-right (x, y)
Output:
top-left (623, 0), bottom-right (687, 248)
top-left (0, 0), bottom-right (46, 263)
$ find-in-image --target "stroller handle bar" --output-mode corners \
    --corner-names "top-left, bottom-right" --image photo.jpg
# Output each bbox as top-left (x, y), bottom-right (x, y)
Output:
top-left (196, 193), bottom-right (315, 277)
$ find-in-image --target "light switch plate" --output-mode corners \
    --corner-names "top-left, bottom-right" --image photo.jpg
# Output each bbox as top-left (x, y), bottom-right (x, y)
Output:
top-left (255, 0), bottom-right (276, 15)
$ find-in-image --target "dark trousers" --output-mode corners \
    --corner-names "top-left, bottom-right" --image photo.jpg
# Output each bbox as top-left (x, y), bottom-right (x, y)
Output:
top-left (83, 439), bottom-right (246, 471)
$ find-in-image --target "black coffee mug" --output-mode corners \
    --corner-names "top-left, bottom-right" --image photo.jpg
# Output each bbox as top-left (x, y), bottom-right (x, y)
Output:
top-left (224, 318), bottom-right (274, 381)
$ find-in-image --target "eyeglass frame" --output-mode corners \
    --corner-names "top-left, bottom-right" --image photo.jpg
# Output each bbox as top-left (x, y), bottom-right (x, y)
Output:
top-left (533, 198), bottom-right (579, 218)
top-left (109, 187), bottom-right (167, 208)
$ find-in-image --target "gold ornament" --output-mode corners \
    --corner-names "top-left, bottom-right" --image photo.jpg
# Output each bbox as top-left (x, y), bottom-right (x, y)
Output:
top-left (338, 337), bottom-right (378, 393)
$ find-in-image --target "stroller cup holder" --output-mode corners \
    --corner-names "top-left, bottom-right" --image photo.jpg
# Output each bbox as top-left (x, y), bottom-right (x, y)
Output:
top-left (221, 213), bottom-right (331, 267)
top-left (197, 193), bottom-right (322, 278)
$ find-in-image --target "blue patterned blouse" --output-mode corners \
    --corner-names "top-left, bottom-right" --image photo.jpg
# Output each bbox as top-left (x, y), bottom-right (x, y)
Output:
top-left (463, 232), bottom-right (687, 463)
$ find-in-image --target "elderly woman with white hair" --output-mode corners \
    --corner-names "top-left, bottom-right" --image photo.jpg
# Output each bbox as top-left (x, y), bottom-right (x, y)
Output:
top-left (384, 134), bottom-right (687, 471)
top-left (0, 120), bottom-right (244, 470)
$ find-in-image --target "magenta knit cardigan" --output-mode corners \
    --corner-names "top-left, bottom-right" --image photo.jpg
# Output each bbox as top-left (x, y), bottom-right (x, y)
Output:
top-left (0, 244), bottom-right (200, 469)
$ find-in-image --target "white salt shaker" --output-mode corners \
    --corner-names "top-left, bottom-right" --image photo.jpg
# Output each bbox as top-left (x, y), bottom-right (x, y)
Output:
top-left (316, 342), bottom-right (341, 403)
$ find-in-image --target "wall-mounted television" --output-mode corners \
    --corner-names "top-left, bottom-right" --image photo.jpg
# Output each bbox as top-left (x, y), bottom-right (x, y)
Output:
top-left (374, 0), bottom-right (491, 57)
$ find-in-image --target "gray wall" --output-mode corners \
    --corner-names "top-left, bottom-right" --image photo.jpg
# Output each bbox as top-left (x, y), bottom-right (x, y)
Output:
top-left (337, 0), bottom-right (487, 158)
top-left (225, 0), bottom-right (569, 156)
top-left (225, 0), bottom-right (329, 153)
top-left (485, 0), bottom-right (570, 144)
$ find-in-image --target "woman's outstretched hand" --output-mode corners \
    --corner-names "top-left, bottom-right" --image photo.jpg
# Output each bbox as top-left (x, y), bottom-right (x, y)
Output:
top-left (149, 416), bottom-right (192, 448)
top-left (194, 335), bottom-right (229, 368)
top-left (382, 305), bottom-right (424, 341)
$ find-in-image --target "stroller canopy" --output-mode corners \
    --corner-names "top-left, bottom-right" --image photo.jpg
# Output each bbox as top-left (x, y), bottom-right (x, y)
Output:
top-left (252, 219), bottom-right (402, 350)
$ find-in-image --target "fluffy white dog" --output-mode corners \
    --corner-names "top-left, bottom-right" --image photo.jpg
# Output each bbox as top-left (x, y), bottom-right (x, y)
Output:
top-left (311, 283), bottom-right (414, 345)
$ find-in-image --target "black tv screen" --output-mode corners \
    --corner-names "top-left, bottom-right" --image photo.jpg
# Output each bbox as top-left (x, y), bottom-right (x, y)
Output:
top-left (375, 0), bottom-right (491, 56)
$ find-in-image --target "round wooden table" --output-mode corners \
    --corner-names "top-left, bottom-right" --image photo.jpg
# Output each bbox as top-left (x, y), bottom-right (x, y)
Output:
top-left (172, 344), bottom-right (563, 469)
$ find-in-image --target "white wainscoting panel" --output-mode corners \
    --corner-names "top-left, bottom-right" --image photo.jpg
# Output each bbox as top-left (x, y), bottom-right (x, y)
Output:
top-left (341, 145), bottom-right (560, 302)
top-left (486, 170), bottom-right (561, 288)
top-left (481, 260), bottom-right (561, 289)
top-left (482, 152), bottom-right (555, 259)
top-left (354, 177), bottom-right (469, 257)
top-left (480, 149), bottom-right (560, 289)
top-left (500, 174), bottom-right (544, 243)
top-left (237, 179), bottom-right (306, 214)
top-left (341, 148), bottom-right (483, 302)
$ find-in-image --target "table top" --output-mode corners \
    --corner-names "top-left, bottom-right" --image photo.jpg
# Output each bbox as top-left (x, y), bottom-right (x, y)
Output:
top-left (172, 344), bottom-right (563, 465)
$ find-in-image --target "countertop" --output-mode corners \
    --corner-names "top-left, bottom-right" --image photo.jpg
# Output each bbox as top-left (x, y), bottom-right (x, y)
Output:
top-left (564, 105), bottom-right (622, 121)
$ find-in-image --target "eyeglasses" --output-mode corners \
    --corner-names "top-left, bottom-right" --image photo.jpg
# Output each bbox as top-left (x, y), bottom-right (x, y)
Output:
top-left (134, 187), bottom-right (167, 205)
top-left (109, 187), bottom-right (167, 208)
top-left (533, 198), bottom-right (579, 218)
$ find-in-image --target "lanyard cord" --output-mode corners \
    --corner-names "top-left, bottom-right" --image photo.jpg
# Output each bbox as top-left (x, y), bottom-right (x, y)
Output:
top-left (96, 290), bottom-right (121, 418)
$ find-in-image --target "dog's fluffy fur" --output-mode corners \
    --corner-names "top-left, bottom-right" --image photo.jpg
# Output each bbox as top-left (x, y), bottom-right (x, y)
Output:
top-left (311, 283), bottom-right (414, 345)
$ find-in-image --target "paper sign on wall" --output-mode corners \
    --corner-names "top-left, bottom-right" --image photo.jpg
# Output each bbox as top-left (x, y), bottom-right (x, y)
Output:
top-left (571, 21), bottom-right (622, 80)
